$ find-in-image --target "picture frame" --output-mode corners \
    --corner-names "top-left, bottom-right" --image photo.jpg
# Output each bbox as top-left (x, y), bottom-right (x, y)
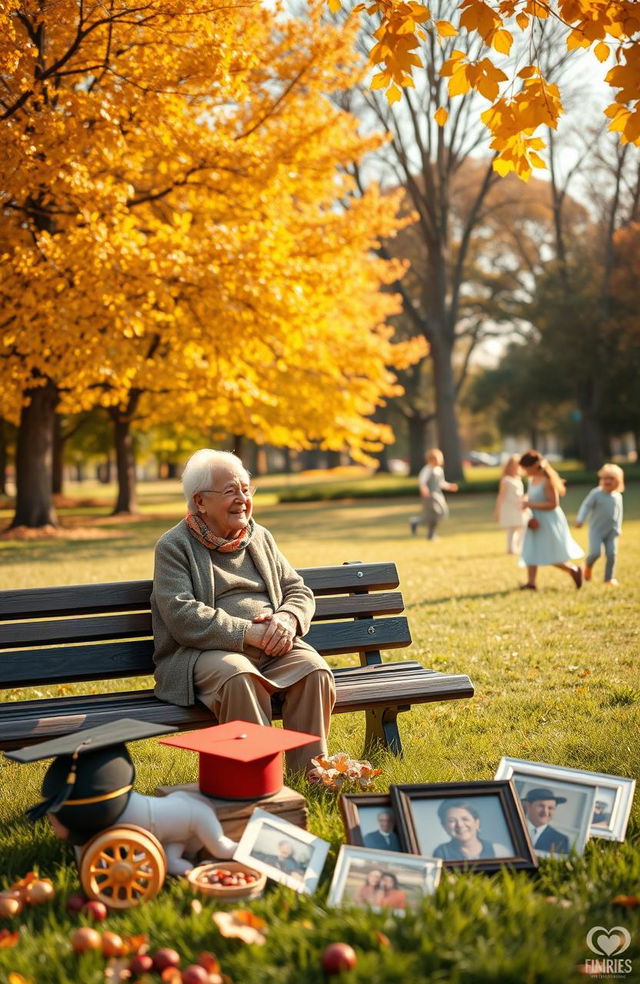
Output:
top-left (327, 844), bottom-right (441, 914)
top-left (391, 780), bottom-right (538, 872)
top-left (495, 757), bottom-right (635, 843)
top-left (490, 765), bottom-right (596, 858)
top-left (233, 808), bottom-right (329, 894)
top-left (339, 793), bottom-right (404, 853)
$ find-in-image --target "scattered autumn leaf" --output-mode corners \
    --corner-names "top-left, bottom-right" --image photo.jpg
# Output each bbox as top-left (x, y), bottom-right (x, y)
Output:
top-left (545, 896), bottom-right (573, 908)
top-left (611, 894), bottom-right (639, 908)
top-left (160, 968), bottom-right (182, 983)
top-left (104, 958), bottom-right (132, 982)
top-left (374, 930), bottom-right (392, 947)
top-left (213, 910), bottom-right (267, 945)
top-left (0, 929), bottom-right (20, 948)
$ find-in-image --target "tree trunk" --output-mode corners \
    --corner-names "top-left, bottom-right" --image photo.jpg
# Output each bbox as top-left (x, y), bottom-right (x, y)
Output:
top-left (577, 395), bottom-right (606, 470)
top-left (0, 419), bottom-right (7, 496)
top-left (407, 415), bottom-right (426, 475)
top-left (110, 409), bottom-right (139, 514)
top-left (431, 336), bottom-right (464, 481)
top-left (576, 374), bottom-right (607, 469)
top-left (52, 413), bottom-right (64, 495)
top-left (301, 448), bottom-right (321, 470)
top-left (282, 447), bottom-right (293, 474)
top-left (10, 380), bottom-right (59, 528)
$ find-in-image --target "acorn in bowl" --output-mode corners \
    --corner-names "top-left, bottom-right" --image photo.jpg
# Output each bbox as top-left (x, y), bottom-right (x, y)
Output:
top-left (187, 861), bottom-right (266, 900)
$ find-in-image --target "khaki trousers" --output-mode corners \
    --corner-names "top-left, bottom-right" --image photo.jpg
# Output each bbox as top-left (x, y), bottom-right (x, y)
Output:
top-left (194, 649), bottom-right (336, 773)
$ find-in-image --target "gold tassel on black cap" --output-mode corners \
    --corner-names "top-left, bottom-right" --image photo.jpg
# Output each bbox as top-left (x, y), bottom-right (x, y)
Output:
top-left (25, 738), bottom-right (92, 822)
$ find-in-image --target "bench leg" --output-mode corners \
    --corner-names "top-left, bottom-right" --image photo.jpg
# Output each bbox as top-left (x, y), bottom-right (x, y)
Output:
top-left (363, 705), bottom-right (410, 758)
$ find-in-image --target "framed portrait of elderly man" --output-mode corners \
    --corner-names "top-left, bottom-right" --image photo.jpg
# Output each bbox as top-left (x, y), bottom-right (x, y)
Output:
top-left (491, 763), bottom-right (595, 858)
top-left (339, 794), bottom-right (403, 852)
top-left (327, 845), bottom-right (441, 915)
top-left (495, 757), bottom-right (634, 843)
top-left (234, 808), bottom-right (329, 894)
top-left (391, 781), bottom-right (537, 872)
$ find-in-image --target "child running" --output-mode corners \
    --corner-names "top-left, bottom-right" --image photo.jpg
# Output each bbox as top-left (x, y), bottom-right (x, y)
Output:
top-left (494, 455), bottom-right (528, 554)
top-left (409, 448), bottom-right (458, 540)
top-left (574, 463), bottom-right (624, 586)
top-left (518, 450), bottom-right (583, 591)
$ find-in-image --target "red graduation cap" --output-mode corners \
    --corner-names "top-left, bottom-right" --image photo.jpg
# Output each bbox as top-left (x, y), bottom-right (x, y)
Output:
top-left (159, 721), bottom-right (319, 800)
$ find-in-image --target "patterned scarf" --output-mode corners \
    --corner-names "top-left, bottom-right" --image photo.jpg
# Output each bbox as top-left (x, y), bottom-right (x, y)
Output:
top-left (185, 513), bottom-right (255, 553)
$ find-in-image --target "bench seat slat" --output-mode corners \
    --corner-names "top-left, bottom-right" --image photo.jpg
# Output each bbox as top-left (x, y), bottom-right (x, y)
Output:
top-left (0, 592), bottom-right (405, 649)
top-left (0, 666), bottom-right (474, 750)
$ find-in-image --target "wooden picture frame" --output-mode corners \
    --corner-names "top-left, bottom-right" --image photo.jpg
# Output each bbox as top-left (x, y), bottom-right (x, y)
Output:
top-left (339, 793), bottom-right (404, 852)
top-left (391, 780), bottom-right (538, 872)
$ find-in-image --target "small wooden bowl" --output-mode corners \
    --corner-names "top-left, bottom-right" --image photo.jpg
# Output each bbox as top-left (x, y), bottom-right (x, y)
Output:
top-left (187, 861), bottom-right (266, 900)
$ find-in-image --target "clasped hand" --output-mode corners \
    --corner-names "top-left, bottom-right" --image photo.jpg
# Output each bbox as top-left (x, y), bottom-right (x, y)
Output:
top-left (247, 611), bottom-right (297, 657)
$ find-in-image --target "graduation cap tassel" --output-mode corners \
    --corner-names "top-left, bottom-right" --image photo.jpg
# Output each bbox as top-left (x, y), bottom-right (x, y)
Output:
top-left (25, 740), bottom-right (90, 823)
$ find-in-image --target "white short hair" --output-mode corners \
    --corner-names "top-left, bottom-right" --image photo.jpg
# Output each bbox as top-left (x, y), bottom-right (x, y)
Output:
top-left (181, 449), bottom-right (248, 514)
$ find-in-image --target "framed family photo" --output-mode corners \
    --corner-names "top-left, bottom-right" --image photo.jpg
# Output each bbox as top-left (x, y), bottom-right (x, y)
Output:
top-left (390, 780), bottom-right (537, 872)
top-left (339, 794), bottom-right (403, 852)
top-left (495, 757), bottom-right (635, 843)
top-left (234, 808), bottom-right (329, 894)
top-left (327, 844), bottom-right (441, 915)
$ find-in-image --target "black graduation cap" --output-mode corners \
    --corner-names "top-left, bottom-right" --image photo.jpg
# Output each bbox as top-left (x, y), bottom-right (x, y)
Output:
top-left (5, 719), bottom-right (175, 844)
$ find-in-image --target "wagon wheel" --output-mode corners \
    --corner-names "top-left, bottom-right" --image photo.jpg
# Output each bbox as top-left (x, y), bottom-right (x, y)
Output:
top-left (79, 824), bottom-right (167, 909)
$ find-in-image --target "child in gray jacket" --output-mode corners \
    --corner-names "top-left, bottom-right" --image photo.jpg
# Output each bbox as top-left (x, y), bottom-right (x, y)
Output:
top-left (574, 464), bottom-right (624, 585)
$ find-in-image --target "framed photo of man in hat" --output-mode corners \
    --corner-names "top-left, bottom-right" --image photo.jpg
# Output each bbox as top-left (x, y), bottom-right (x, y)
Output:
top-left (494, 760), bottom-right (596, 858)
top-left (495, 757), bottom-right (635, 843)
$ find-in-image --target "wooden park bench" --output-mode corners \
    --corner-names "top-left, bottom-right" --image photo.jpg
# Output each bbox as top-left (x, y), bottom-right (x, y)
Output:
top-left (0, 562), bottom-right (474, 756)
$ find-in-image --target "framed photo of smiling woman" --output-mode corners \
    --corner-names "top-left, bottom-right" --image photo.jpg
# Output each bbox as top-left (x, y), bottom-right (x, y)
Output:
top-left (391, 780), bottom-right (537, 873)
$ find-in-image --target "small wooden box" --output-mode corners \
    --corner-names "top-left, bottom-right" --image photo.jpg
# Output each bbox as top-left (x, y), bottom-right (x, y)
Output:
top-left (156, 783), bottom-right (308, 842)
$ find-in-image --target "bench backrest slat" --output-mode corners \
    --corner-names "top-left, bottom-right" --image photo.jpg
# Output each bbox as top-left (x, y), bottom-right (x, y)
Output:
top-left (0, 591), bottom-right (404, 649)
top-left (0, 617), bottom-right (411, 688)
top-left (0, 563), bottom-right (400, 620)
top-left (0, 562), bottom-right (411, 693)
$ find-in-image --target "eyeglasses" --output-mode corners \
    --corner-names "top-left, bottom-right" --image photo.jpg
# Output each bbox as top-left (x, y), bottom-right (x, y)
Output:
top-left (201, 486), bottom-right (256, 499)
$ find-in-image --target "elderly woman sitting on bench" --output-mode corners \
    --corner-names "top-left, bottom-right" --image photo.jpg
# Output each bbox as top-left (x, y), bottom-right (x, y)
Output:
top-left (151, 449), bottom-right (335, 774)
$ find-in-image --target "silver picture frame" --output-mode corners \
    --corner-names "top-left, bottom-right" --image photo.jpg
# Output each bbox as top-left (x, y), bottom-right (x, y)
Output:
top-left (233, 807), bottom-right (329, 895)
top-left (327, 844), bottom-right (441, 915)
top-left (495, 757), bottom-right (634, 844)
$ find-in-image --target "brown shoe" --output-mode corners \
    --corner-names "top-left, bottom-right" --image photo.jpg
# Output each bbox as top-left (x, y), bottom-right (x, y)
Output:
top-left (584, 565), bottom-right (592, 582)
top-left (570, 566), bottom-right (583, 589)
top-left (519, 583), bottom-right (537, 590)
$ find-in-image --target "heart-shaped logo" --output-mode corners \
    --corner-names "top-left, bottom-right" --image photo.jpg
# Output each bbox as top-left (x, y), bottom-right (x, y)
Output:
top-left (586, 926), bottom-right (631, 957)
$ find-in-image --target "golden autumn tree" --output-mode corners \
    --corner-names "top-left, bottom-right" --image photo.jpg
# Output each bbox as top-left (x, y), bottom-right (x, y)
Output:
top-left (329, 0), bottom-right (640, 180)
top-left (0, 1), bottom-right (423, 526)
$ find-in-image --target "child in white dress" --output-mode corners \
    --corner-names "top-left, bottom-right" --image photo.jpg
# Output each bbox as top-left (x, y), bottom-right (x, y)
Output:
top-left (494, 455), bottom-right (528, 554)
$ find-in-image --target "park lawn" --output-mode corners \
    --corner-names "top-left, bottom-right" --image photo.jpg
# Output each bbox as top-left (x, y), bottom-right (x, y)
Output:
top-left (0, 483), bottom-right (639, 983)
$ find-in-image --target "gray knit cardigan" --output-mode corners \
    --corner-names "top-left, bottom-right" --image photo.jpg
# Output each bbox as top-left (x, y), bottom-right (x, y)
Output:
top-left (151, 519), bottom-right (316, 706)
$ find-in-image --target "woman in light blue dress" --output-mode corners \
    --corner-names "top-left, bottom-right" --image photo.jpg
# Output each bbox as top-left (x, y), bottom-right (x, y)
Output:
top-left (518, 450), bottom-right (583, 591)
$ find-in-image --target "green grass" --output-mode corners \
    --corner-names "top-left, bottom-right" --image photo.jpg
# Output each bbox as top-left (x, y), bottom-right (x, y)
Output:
top-left (0, 481), bottom-right (639, 983)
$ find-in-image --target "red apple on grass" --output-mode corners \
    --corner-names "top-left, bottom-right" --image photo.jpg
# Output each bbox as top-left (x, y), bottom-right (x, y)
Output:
top-left (129, 953), bottom-right (154, 975)
top-left (70, 927), bottom-right (102, 953)
top-left (153, 948), bottom-right (181, 972)
top-left (322, 942), bottom-right (357, 975)
top-left (181, 965), bottom-right (210, 984)
top-left (66, 893), bottom-right (87, 914)
top-left (101, 931), bottom-right (125, 957)
top-left (82, 899), bottom-right (108, 921)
